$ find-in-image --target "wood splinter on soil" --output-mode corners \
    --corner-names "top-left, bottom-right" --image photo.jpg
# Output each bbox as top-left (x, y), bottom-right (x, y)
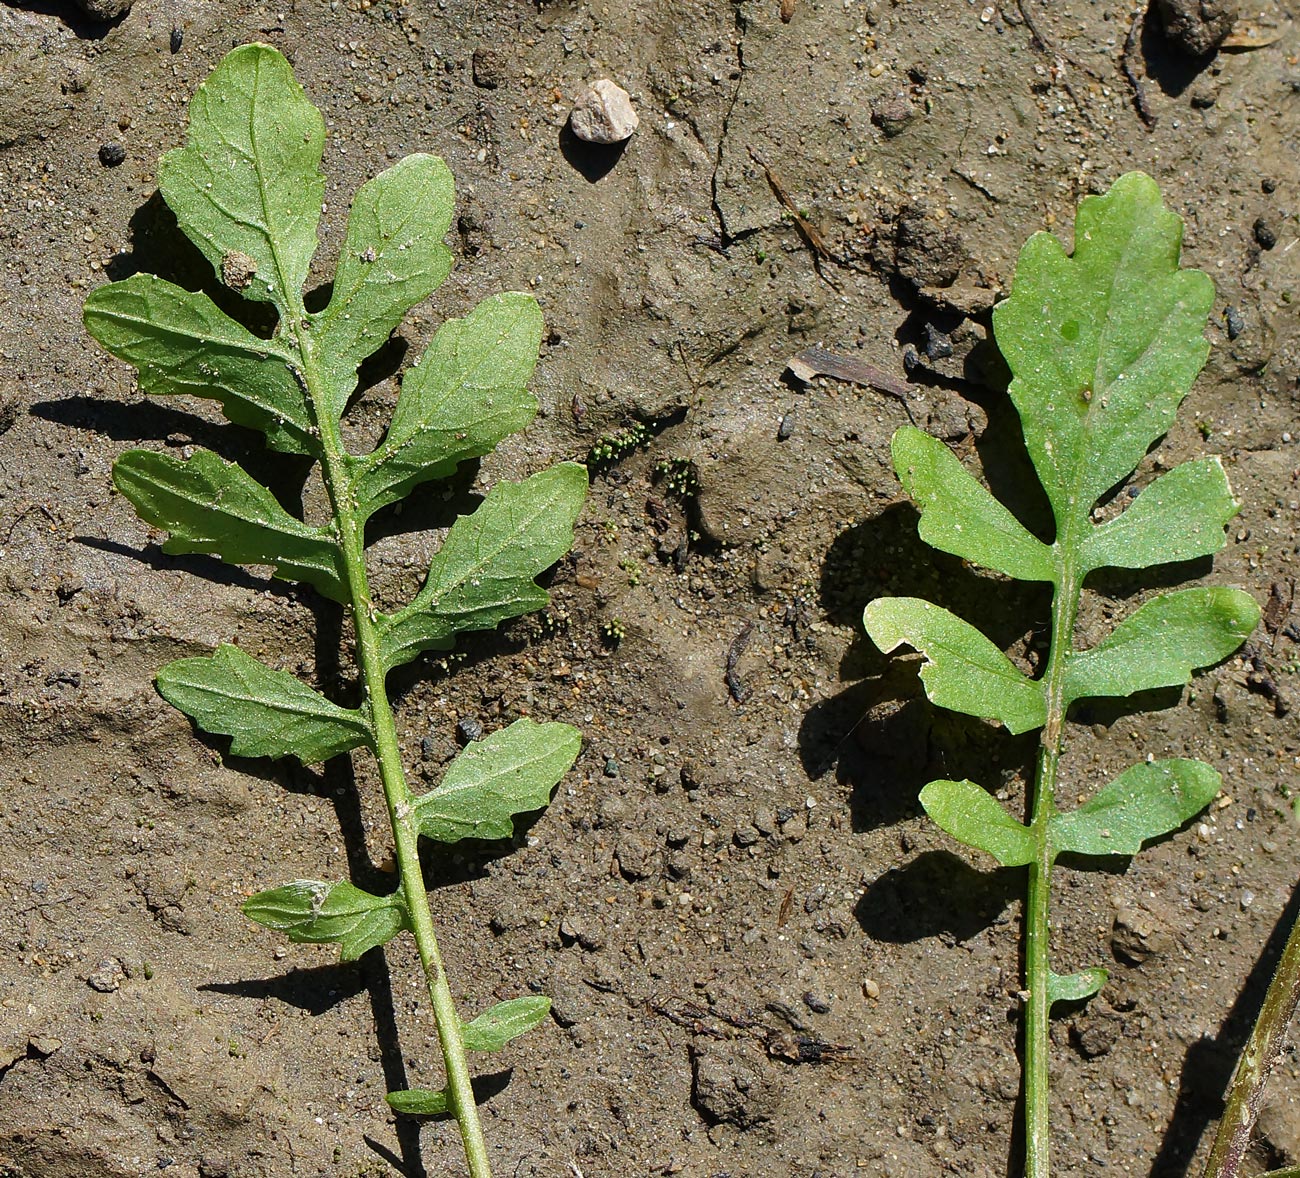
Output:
top-left (786, 346), bottom-right (916, 422)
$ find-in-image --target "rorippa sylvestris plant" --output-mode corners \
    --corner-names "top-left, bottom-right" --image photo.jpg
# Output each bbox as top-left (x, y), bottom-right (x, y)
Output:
top-left (84, 44), bottom-right (586, 1178)
top-left (864, 172), bottom-right (1260, 1178)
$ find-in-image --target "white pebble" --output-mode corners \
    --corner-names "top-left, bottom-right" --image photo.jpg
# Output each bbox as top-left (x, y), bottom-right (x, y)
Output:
top-left (570, 79), bottom-right (639, 144)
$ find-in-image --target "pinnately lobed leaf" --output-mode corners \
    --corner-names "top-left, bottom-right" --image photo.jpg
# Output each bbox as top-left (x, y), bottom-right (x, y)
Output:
top-left (863, 597), bottom-right (1046, 734)
top-left (157, 644), bottom-right (372, 765)
top-left (114, 449), bottom-right (346, 601)
top-left (314, 153), bottom-right (455, 415)
top-left (82, 275), bottom-right (314, 453)
top-left (413, 718), bottom-right (582, 844)
top-left (993, 171), bottom-right (1217, 526)
top-left (243, 879), bottom-right (408, 961)
top-left (378, 463), bottom-right (588, 671)
top-left (861, 171), bottom-right (1259, 1178)
top-left (918, 779), bottom-right (1034, 867)
top-left (158, 44), bottom-right (325, 310)
top-left (1050, 758), bottom-right (1221, 857)
top-left (85, 43), bottom-right (587, 1168)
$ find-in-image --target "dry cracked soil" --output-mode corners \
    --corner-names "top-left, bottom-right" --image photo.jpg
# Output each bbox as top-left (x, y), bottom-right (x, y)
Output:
top-left (1, 0), bottom-right (1299, 1176)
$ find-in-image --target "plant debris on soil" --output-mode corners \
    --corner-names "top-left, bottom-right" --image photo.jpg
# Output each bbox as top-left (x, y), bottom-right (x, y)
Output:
top-left (0, 1), bottom-right (1298, 1176)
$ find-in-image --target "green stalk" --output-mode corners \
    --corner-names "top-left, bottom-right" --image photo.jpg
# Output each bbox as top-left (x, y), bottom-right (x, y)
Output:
top-left (1022, 550), bottom-right (1081, 1178)
top-left (1204, 906), bottom-right (1300, 1178)
top-left (291, 321), bottom-right (492, 1178)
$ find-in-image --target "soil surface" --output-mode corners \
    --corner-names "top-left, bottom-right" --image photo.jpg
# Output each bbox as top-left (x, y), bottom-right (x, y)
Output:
top-left (2, 1), bottom-right (1299, 1176)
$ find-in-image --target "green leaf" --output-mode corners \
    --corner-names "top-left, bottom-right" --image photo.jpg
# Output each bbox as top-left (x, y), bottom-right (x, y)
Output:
top-left (1079, 457), bottom-right (1238, 572)
top-left (377, 463), bottom-right (587, 670)
top-left (1047, 968), bottom-right (1108, 1006)
top-left (1063, 586), bottom-right (1259, 704)
top-left (892, 425), bottom-right (1055, 582)
top-left (156, 644), bottom-right (371, 764)
top-left (863, 597), bottom-right (1047, 735)
top-left (460, 996), bottom-right (551, 1052)
top-left (919, 779), bottom-right (1035, 866)
top-left (158, 43), bottom-right (325, 311)
top-left (84, 275), bottom-right (314, 454)
top-left (114, 448), bottom-right (346, 601)
top-left (413, 719), bottom-right (580, 844)
top-left (243, 880), bottom-right (407, 961)
top-left (314, 154), bottom-right (455, 418)
top-left (1050, 758), bottom-right (1220, 856)
top-left (386, 1088), bottom-right (449, 1116)
top-left (993, 171), bottom-right (1215, 528)
top-left (352, 293), bottom-right (543, 519)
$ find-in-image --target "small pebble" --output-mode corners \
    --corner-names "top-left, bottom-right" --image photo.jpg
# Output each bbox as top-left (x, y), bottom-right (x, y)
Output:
top-left (870, 90), bottom-right (916, 137)
top-left (604, 757), bottom-right (620, 778)
top-left (777, 414), bottom-right (794, 441)
top-left (98, 143), bottom-right (126, 167)
top-left (87, 957), bottom-right (125, 992)
top-left (570, 79), bottom-right (639, 144)
top-left (73, 0), bottom-right (133, 18)
top-left (1224, 305), bottom-right (1245, 340)
top-left (455, 717), bottom-right (483, 746)
top-left (471, 47), bottom-right (504, 89)
top-left (803, 991), bottom-right (831, 1014)
top-left (862, 978), bottom-right (881, 1000)
top-left (1254, 217), bottom-right (1278, 250)
top-left (924, 323), bottom-right (954, 360)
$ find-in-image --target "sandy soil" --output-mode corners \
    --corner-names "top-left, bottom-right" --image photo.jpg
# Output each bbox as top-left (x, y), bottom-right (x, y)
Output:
top-left (1, 0), bottom-right (1299, 1175)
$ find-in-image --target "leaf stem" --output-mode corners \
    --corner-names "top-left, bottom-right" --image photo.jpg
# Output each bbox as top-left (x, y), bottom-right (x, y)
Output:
top-left (1204, 901), bottom-right (1300, 1178)
top-left (292, 322), bottom-right (492, 1178)
top-left (1024, 552), bottom-right (1081, 1178)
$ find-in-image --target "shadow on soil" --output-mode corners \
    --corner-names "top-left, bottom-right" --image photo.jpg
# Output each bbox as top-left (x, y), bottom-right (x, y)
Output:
top-left (800, 374), bottom-right (1050, 948)
top-left (1149, 879), bottom-right (1300, 1178)
top-left (1, 0), bottom-right (127, 38)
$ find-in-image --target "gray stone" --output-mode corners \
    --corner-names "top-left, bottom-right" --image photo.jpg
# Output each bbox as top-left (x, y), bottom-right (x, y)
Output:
top-left (870, 90), bottom-right (917, 137)
top-left (74, 0), bottom-right (133, 18)
top-left (1110, 902), bottom-right (1174, 966)
top-left (615, 833), bottom-right (657, 880)
top-left (691, 1040), bottom-right (780, 1127)
top-left (1155, 0), bottom-right (1236, 57)
top-left (87, 957), bottom-right (125, 992)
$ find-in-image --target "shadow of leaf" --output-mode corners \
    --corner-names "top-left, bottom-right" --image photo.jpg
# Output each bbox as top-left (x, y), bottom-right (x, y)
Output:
top-left (857, 850), bottom-right (1018, 944)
